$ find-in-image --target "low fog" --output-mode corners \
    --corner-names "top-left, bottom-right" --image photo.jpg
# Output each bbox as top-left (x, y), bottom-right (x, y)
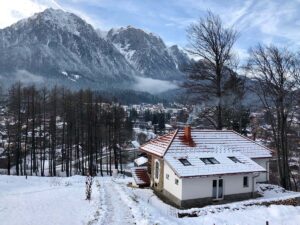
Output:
top-left (133, 76), bottom-right (178, 94)
top-left (14, 70), bottom-right (45, 84)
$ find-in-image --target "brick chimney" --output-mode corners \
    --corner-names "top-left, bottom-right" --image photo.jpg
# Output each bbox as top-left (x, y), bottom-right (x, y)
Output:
top-left (184, 125), bottom-right (191, 140)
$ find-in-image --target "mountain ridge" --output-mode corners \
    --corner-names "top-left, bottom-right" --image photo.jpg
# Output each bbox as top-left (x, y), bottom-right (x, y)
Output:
top-left (107, 26), bottom-right (189, 80)
top-left (0, 8), bottom-right (190, 92)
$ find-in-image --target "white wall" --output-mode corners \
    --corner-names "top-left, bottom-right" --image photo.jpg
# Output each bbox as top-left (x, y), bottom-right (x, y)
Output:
top-left (163, 163), bottom-right (259, 201)
top-left (180, 174), bottom-right (255, 200)
top-left (253, 158), bottom-right (269, 182)
top-left (163, 163), bottom-right (182, 199)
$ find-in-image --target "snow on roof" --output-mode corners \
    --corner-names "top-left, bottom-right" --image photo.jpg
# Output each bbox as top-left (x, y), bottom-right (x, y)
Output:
top-left (164, 150), bottom-right (266, 178)
top-left (131, 141), bottom-right (140, 148)
top-left (167, 129), bottom-right (272, 159)
top-left (140, 130), bottom-right (177, 157)
top-left (134, 156), bottom-right (148, 166)
top-left (165, 124), bottom-right (173, 128)
top-left (141, 129), bottom-right (272, 159)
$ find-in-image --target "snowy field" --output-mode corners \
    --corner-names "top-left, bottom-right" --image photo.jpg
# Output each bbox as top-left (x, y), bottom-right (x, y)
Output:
top-left (1, 175), bottom-right (300, 225)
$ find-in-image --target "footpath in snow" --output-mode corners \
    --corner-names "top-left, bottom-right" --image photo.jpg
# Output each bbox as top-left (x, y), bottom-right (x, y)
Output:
top-left (96, 177), bottom-right (178, 225)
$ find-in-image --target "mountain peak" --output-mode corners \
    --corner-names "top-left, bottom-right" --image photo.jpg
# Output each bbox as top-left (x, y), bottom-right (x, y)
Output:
top-left (109, 25), bottom-right (162, 42)
top-left (42, 7), bottom-right (67, 16)
top-left (38, 8), bottom-right (77, 23)
top-left (37, 8), bottom-right (88, 35)
top-left (7, 8), bottom-right (91, 37)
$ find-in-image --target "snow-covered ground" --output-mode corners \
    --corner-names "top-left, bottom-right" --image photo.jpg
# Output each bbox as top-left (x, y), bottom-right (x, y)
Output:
top-left (0, 176), bottom-right (101, 225)
top-left (1, 175), bottom-right (300, 225)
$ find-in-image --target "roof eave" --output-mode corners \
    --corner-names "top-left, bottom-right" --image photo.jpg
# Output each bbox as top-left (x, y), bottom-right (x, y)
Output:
top-left (162, 129), bottom-right (178, 156)
top-left (139, 147), bottom-right (163, 158)
top-left (179, 170), bottom-right (266, 179)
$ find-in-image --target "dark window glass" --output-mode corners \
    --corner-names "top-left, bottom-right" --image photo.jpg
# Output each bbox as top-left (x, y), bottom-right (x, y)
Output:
top-left (179, 158), bottom-right (192, 166)
top-left (218, 179), bottom-right (223, 198)
top-left (210, 158), bottom-right (220, 164)
top-left (201, 157), bottom-right (220, 165)
top-left (228, 156), bottom-right (242, 163)
top-left (212, 180), bottom-right (217, 198)
top-left (243, 176), bottom-right (249, 187)
top-left (213, 180), bottom-right (217, 187)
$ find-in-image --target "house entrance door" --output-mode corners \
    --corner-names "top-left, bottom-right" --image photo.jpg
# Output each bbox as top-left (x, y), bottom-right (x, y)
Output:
top-left (212, 179), bottom-right (223, 200)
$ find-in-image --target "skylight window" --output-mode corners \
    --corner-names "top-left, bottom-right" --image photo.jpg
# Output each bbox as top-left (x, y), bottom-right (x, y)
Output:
top-left (200, 157), bottom-right (220, 165)
top-left (179, 158), bottom-right (192, 166)
top-left (228, 156), bottom-right (242, 163)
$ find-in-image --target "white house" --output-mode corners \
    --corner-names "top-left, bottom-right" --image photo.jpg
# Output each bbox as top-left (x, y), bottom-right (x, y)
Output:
top-left (139, 127), bottom-right (273, 208)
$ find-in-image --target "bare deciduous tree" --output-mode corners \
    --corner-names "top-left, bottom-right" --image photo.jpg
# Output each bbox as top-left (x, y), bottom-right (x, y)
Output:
top-left (184, 11), bottom-right (239, 130)
top-left (247, 44), bottom-right (300, 190)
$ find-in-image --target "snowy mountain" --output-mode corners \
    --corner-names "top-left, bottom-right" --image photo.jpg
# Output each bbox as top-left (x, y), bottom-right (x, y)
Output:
top-left (107, 26), bottom-right (190, 80)
top-left (0, 8), bottom-right (191, 93)
top-left (0, 8), bottom-right (137, 89)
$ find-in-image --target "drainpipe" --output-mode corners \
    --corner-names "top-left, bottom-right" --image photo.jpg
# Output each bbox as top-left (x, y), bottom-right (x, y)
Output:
top-left (252, 172), bottom-right (260, 198)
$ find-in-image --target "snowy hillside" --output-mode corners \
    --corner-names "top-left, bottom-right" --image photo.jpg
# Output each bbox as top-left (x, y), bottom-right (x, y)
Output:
top-left (1, 175), bottom-right (300, 225)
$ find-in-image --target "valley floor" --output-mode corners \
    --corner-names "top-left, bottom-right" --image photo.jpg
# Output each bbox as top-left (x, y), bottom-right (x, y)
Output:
top-left (0, 175), bottom-right (300, 225)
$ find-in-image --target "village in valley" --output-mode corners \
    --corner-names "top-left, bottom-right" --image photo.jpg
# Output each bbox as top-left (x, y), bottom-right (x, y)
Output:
top-left (1, 1), bottom-right (300, 225)
top-left (1, 100), bottom-right (300, 225)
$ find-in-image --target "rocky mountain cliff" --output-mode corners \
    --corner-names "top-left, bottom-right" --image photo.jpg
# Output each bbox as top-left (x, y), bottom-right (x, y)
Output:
top-left (107, 26), bottom-right (190, 80)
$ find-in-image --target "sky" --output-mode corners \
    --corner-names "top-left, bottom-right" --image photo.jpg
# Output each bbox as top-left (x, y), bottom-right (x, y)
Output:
top-left (1, 0), bottom-right (300, 61)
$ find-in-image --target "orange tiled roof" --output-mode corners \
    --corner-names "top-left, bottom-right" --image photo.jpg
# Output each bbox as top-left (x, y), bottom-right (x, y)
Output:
top-left (140, 130), bottom-right (178, 157)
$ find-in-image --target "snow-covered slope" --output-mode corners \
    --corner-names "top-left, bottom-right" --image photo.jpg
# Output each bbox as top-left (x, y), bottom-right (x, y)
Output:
top-left (1, 175), bottom-right (300, 225)
top-left (0, 175), bottom-right (102, 225)
top-left (107, 26), bottom-right (190, 81)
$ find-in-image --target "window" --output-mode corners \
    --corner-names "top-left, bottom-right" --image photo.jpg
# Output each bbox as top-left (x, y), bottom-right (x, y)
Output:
top-left (166, 174), bottom-right (169, 180)
top-left (155, 161), bottom-right (159, 179)
top-left (243, 176), bottom-right (249, 187)
top-left (179, 158), bottom-right (192, 166)
top-left (200, 157), bottom-right (220, 165)
top-left (175, 178), bottom-right (179, 185)
top-left (228, 156), bottom-right (242, 163)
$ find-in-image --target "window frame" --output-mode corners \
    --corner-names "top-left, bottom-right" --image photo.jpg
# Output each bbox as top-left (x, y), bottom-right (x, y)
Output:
top-left (155, 160), bottom-right (160, 180)
top-left (175, 178), bottom-right (179, 185)
top-left (166, 174), bottom-right (169, 180)
top-left (178, 158), bottom-right (192, 166)
top-left (200, 157), bottom-right (220, 165)
top-left (228, 156), bottom-right (242, 163)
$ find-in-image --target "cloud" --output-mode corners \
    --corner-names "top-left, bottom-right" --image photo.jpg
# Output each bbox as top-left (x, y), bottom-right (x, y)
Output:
top-left (221, 1), bottom-right (300, 46)
top-left (14, 70), bottom-right (45, 84)
top-left (0, 0), bottom-right (64, 28)
top-left (133, 76), bottom-right (178, 94)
